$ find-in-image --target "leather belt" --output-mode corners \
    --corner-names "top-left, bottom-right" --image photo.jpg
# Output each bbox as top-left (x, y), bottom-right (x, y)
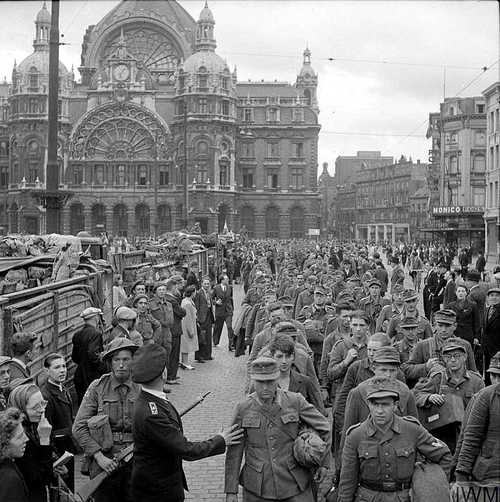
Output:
top-left (360, 480), bottom-right (411, 492)
top-left (112, 432), bottom-right (134, 443)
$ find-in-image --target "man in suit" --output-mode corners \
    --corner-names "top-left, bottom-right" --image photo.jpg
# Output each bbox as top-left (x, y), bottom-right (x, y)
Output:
top-left (194, 277), bottom-right (215, 362)
top-left (483, 287), bottom-right (500, 385)
top-left (130, 344), bottom-right (243, 502)
top-left (443, 270), bottom-right (457, 308)
top-left (212, 274), bottom-right (234, 350)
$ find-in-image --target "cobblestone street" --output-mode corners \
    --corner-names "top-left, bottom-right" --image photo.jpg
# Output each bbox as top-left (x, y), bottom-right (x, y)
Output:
top-left (75, 285), bottom-right (247, 501)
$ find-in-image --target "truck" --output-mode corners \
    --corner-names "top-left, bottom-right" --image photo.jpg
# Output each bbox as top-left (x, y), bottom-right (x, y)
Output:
top-left (0, 253), bottom-right (113, 386)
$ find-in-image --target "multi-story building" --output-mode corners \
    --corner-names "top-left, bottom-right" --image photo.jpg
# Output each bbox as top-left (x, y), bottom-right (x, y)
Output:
top-left (355, 157), bottom-right (427, 242)
top-left (426, 97), bottom-right (487, 253)
top-left (318, 161), bottom-right (335, 236)
top-left (483, 82), bottom-right (500, 266)
top-left (334, 151), bottom-right (393, 186)
top-left (0, 1), bottom-right (321, 238)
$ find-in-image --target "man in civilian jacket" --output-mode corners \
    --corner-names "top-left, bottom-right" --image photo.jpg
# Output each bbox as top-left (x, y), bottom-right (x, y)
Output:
top-left (194, 277), bottom-right (215, 361)
top-left (212, 274), bottom-right (234, 350)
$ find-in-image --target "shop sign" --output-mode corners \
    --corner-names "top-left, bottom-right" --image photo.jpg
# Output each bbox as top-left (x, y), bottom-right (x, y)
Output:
top-left (432, 206), bottom-right (484, 216)
top-left (308, 228), bottom-right (320, 236)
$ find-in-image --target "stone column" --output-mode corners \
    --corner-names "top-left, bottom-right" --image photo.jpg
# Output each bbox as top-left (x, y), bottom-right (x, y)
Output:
top-left (383, 224), bottom-right (388, 242)
top-left (105, 207), bottom-right (113, 234)
top-left (392, 225), bottom-right (396, 244)
top-left (83, 206), bottom-right (92, 233)
top-left (230, 151), bottom-right (236, 188)
top-left (61, 206), bottom-right (69, 234)
top-left (127, 207), bottom-right (135, 238)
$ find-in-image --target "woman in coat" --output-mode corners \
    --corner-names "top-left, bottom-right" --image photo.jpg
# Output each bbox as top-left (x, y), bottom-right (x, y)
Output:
top-left (8, 384), bottom-right (55, 502)
top-left (180, 285), bottom-right (199, 370)
top-left (0, 407), bottom-right (29, 502)
top-left (448, 284), bottom-right (480, 345)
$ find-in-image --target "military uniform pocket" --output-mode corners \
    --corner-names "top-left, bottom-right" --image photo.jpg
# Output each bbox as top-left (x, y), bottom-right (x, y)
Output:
top-left (395, 445), bottom-right (415, 479)
top-left (242, 458), bottom-right (264, 494)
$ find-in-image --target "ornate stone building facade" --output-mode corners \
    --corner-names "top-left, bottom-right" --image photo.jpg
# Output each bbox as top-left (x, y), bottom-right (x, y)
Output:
top-left (1, 1), bottom-right (321, 238)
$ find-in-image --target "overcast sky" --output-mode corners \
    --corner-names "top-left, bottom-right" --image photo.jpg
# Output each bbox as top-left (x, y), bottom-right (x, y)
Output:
top-left (1, 0), bottom-right (498, 175)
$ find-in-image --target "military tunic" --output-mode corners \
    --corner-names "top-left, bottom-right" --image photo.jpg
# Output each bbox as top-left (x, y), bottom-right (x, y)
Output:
top-left (225, 389), bottom-right (330, 501)
top-left (338, 415), bottom-right (452, 502)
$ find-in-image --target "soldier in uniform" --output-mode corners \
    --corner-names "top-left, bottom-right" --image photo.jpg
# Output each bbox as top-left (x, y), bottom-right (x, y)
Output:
top-left (133, 294), bottom-right (161, 345)
top-left (386, 289), bottom-right (432, 341)
top-left (404, 309), bottom-right (477, 383)
top-left (225, 357), bottom-right (331, 502)
top-left (375, 284), bottom-right (405, 333)
top-left (413, 338), bottom-right (484, 454)
top-left (337, 377), bottom-right (452, 502)
top-left (359, 279), bottom-right (390, 334)
top-left (341, 347), bottom-right (418, 436)
top-left (72, 337), bottom-right (141, 502)
top-left (294, 275), bottom-right (316, 319)
top-left (393, 317), bottom-right (420, 388)
top-left (130, 343), bottom-right (243, 502)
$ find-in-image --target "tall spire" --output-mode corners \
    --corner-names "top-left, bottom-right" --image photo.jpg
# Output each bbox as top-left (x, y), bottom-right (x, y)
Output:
top-left (195, 1), bottom-right (216, 51)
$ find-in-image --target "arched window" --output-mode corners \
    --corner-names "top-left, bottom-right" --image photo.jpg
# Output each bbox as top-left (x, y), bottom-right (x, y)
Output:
top-left (472, 155), bottom-right (485, 173)
top-left (91, 204), bottom-right (106, 234)
top-left (157, 205), bottom-right (172, 235)
top-left (135, 204), bottom-right (150, 236)
top-left (239, 206), bottom-right (255, 238)
top-left (115, 164), bottom-right (126, 186)
top-left (290, 206), bottom-right (305, 238)
top-left (69, 203), bottom-right (85, 235)
top-left (304, 89), bottom-right (311, 106)
top-left (113, 204), bottom-right (128, 237)
top-left (265, 206), bottom-right (280, 238)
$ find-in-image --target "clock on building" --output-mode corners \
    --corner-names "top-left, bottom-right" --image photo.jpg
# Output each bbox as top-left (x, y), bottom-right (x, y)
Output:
top-left (113, 64), bottom-right (130, 81)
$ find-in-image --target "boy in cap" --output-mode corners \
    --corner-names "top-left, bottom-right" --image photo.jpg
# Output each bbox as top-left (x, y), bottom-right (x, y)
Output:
top-left (386, 289), bottom-right (432, 341)
top-left (73, 338), bottom-right (140, 502)
top-left (359, 278), bottom-right (390, 334)
top-left (404, 309), bottom-right (477, 383)
top-left (375, 284), bottom-right (405, 333)
top-left (225, 356), bottom-right (330, 502)
top-left (413, 338), bottom-right (484, 453)
top-left (0, 356), bottom-right (11, 411)
top-left (338, 377), bottom-right (452, 502)
top-left (72, 307), bottom-right (106, 403)
top-left (131, 344), bottom-right (243, 502)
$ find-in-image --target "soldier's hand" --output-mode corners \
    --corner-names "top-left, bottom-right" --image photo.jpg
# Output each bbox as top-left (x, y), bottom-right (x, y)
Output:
top-left (345, 348), bottom-right (358, 364)
top-left (314, 466), bottom-right (329, 484)
top-left (455, 472), bottom-right (469, 482)
top-left (321, 389), bottom-right (329, 404)
top-left (94, 452), bottom-right (118, 474)
top-left (220, 423), bottom-right (244, 446)
top-left (428, 394), bottom-right (445, 406)
top-left (226, 495), bottom-right (238, 502)
top-left (425, 357), bottom-right (440, 371)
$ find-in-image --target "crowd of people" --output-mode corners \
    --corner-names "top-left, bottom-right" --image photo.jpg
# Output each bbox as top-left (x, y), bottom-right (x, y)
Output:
top-left (0, 237), bottom-right (499, 502)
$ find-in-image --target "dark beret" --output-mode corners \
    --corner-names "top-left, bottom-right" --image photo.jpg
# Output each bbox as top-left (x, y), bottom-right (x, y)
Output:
top-left (131, 344), bottom-right (168, 383)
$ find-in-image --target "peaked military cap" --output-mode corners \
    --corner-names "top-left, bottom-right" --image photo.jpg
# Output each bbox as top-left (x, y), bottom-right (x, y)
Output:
top-left (372, 346), bottom-right (401, 365)
top-left (278, 296), bottom-right (294, 307)
top-left (250, 356), bottom-right (280, 381)
top-left (487, 287), bottom-right (500, 296)
top-left (0, 356), bottom-right (11, 368)
top-left (441, 337), bottom-right (466, 354)
top-left (275, 321), bottom-right (299, 334)
top-left (434, 309), bottom-right (456, 324)
top-left (466, 270), bottom-right (481, 282)
top-left (487, 351), bottom-right (500, 375)
top-left (314, 285), bottom-right (327, 295)
top-left (392, 283), bottom-right (405, 294)
top-left (365, 376), bottom-right (400, 400)
top-left (132, 294), bottom-right (149, 307)
top-left (402, 289), bottom-right (419, 302)
top-left (367, 278), bottom-right (382, 288)
top-left (400, 317), bottom-right (419, 328)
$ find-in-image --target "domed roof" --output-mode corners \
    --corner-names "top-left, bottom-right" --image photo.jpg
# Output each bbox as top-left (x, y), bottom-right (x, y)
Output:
top-left (17, 50), bottom-right (69, 78)
top-left (182, 50), bottom-right (228, 75)
top-left (36, 2), bottom-right (51, 23)
top-left (199, 2), bottom-right (215, 23)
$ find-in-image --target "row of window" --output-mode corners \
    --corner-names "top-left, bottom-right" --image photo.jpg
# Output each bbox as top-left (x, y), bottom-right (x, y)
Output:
top-left (446, 154), bottom-right (486, 174)
top-left (178, 71), bottom-right (230, 93)
top-left (489, 109), bottom-right (500, 133)
top-left (447, 186), bottom-right (485, 206)
top-left (240, 141), bottom-right (305, 159)
top-left (240, 107), bottom-right (305, 123)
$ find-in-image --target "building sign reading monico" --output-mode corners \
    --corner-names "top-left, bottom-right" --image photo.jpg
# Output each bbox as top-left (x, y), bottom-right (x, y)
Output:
top-left (432, 206), bottom-right (484, 216)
